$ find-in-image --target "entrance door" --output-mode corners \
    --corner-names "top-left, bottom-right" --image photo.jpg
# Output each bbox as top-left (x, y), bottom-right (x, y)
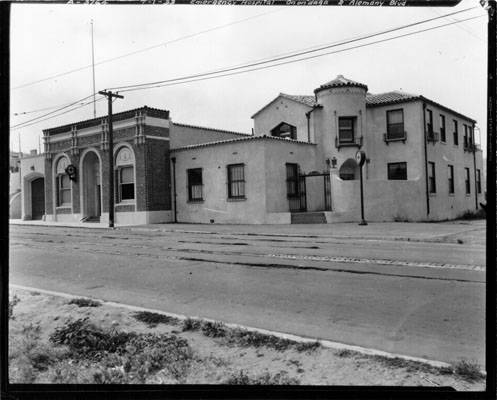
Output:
top-left (31, 178), bottom-right (45, 220)
top-left (82, 152), bottom-right (101, 220)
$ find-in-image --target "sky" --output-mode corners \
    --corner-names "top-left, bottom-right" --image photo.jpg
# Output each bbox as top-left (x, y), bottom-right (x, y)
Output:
top-left (10, 0), bottom-right (489, 154)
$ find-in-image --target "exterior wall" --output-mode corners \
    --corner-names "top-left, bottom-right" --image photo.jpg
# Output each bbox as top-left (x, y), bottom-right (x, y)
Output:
top-left (365, 101), bottom-right (425, 181)
top-left (173, 141), bottom-right (268, 224)
top-left (10, 172), bottom-right (21, 194)
top-left (170, 123), bottom-right (250, 149)
top-left (252, 97), bottom-right (312, 143)
top-left (263, 140), bottom-right (318, 213)
top-left (20, 154), bottom-right (46, 220)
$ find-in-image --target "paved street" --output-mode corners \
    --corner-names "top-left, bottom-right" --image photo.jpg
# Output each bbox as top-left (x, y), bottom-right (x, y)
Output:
top-left (9, 220), bottom-right (485, 364)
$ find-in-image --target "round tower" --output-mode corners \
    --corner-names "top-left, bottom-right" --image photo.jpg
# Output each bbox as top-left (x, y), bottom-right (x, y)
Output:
top-left (313, 75), bottom-right (368, 175)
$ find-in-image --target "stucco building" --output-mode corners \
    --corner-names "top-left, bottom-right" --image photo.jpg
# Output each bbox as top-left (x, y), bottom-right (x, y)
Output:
top-left (28, 75), bottom-right (484, 225)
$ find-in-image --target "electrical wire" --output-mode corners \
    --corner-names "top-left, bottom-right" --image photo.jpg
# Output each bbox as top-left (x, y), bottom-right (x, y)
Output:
top-left (118, 14), bottom-right (486, 94)
top-left (108, 6), bottom-right (478, 92)
top-left (11, 8), bottom-right (286, 91)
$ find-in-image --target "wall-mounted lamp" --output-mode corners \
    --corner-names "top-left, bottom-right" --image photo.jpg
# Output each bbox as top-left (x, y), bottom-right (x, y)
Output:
top-left (330, 157), bottom-right (337, 169)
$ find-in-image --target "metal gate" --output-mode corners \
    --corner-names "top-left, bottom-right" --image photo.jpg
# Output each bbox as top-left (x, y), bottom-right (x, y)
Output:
top-left (288, 172), bottom-right (331, 212)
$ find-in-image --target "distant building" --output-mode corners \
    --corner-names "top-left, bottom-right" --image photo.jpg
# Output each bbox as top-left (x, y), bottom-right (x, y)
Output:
top-left (27, 75), bottom-right (484, 225)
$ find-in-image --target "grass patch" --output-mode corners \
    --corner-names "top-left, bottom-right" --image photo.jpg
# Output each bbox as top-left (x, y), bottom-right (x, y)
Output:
top-left (68, 298), bottom-right (102, 308)
top-left (9, 294), bottom-right (20, 320)
top-left (181, 319), bottom-right (320, 352)
top-left (132, 311), bottom-right (179, 328)
top-left (225, 370), bottom-right (300, 385)
top-left (453, 359), bottom-right (485, 382)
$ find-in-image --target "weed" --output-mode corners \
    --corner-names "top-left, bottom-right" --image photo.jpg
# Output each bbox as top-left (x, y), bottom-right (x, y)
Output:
top-left (181, 318), bottom-right (202, 331)
top-left (132, 311), bottom-right (178, 328)
top-left (453, 359), bottom-right (485, 382)
top-left (225, 370), bottom-right (300, 385)
top-left (68, 298), bottom-right (101, 308)
top-left (9, 295), bottom-right (20, 320)
top-left (336, 349), bottom-right (354, 358)
top-left (295, 341), bottom-right (321, 352)
top-left (201, 321), bottom-right (227, 338)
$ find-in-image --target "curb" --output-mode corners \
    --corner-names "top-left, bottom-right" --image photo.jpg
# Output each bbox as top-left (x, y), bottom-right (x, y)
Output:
top-left (11, 283), bottom-right (457, 371)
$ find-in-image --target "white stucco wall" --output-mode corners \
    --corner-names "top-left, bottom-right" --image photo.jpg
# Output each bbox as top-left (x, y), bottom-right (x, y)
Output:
top-left (170, 123), bottom-right (251, 149)
top-left (20, 154), bottom-right (46, 220)
top-left (252, 96), bottom-right (313, 143)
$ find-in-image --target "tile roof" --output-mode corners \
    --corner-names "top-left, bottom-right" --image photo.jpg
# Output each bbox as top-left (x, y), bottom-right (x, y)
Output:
top-left (172, 122), bottom-right (251, 137)
top-left (366, 91), bottom-right (419, 106)
top-left (171, 135), bottom-right (315, 152)
top-left (279, 93), bottom-right (318, 108)
top-left (315, 75), bottom-right (368, 93)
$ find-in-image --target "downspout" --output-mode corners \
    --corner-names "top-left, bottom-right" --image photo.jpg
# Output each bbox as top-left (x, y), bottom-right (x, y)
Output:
top-left (472, 124), bottom-right (478, 210)
top-left (305, 106), bottom-right (319, 143)
top-left (422, 102), bottom-right (430, 216)
top-left (171, 157), bottom-right (177, 223)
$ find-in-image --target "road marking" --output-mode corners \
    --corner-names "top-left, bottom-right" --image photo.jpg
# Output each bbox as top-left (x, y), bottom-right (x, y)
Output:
top-left (10, 283), bottom-right (458, 370)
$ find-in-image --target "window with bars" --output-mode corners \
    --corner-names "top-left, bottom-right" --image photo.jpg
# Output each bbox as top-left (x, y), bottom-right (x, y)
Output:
top-left (428, 162), bottom-right (436, 193)
top-left (116, 166), bottom-right (135, 202)
top-left (477, 169), bottom-right (481, 194)
top-left (465, 167), bottom-right (471, 194)
top-left (338, 117), bottom-right (355, 143)
top-left (386, 109), bottom-right (405, 140)
top-left (227, 164), bottom-right (245, 199)
top-left (56, 174), bottom-right (71, 206)
top-left (387, 162), bottom-right (407, 180)
top-left (453, 120), bottom-right (458, 146)
top-left (286, 163), bottom-right (299, 198)
top-left (448, 165), bottom-right (454, 194)
top-left (440, 114), bottom-right (446, 142)
top-left (187, 168), bottom-right (203, 201)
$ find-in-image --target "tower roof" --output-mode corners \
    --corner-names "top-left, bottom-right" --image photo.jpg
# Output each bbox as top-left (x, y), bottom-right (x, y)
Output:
top-left (314, 75), bottom-right (368, 93)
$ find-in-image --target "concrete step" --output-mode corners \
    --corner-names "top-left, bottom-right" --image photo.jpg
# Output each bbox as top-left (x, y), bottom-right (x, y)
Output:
top-left (291, 212), bottom-right (327, 224)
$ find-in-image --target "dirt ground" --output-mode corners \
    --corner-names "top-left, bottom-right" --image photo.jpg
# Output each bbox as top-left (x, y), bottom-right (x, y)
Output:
top-left (8, 288), bottom-right (485, 390)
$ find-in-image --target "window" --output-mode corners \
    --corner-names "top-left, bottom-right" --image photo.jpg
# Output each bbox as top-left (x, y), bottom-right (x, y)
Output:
top-left (57, 174), bottom-right (71, 206)
top-left (387, 162), bottom-right (407, 180)
top-left (440, 115), bottom-right (446, 142)
top-left (426, 109), bottom-right (433, 135)
top-left (428, 162), bottom-right (436, 193)
top-left (386, 109), bottom-right (405, 140)
top-left (117, 166), bottom-right (134, 201)
top-left (465, 167), bottom-right (471, 194)
top-left (468, 126), bottom-right (474, 146)
top-left (463, 124), bottom-right (468, 148)
top-left (187, 168), bottom-right (203, 201)
top-left (227, 164), bottom-right (245, 199)
top-left (453, 120), bottom-right (458, 146)
top-left (115, 147), bottom-right (135, 202)
top-left (55, 157), bottom-right (71, 206)
top-left (477, 169), bottom-right (481, 194)
top-left (271, 122), bottom-right (296, 140)
top-left (286, 163), bottom-right (299, 198)
top-left (338, 117), bottom-right (355, 143)
top-left (448, 165), bottom-right (454, 194)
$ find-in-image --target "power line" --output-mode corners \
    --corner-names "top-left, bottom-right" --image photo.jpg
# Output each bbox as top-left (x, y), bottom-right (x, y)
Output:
top-left (12, 102), bottom-right (88, 116)
top-left (108, 6), bottom-right (478, 92)
top-left (11, 8), bottom-right (286, 91)
top-left (117, 14), bottom-right (486, 95)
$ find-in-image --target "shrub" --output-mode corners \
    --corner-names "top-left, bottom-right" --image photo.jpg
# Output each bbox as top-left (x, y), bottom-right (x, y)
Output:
top-left (181, 318), bottom-right (202, 332)
top-left (68, 298), bottom-right (101, 308)
top-left (132, 311), bottom-right (178, 328)
top-left (453, 359), bottom-right (485, 382)
top-left (225, 370), bottom-right (300, 385)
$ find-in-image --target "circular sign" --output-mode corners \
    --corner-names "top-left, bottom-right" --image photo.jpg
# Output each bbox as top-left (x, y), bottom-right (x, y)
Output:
top-left (65, 164), bottom-right (76, 175)
top-left (355, 150), bottom-right (366, 167)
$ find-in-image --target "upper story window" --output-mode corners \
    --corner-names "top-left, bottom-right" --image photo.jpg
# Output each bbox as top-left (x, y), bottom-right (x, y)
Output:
top-left (286, 163), bottom-right (299, 198)
top-left (465, 167), bottom-right (471, 194)
top-left (453, 120), bottom-right (459, 146)
top-left (227, 164), bottom-right (245, 199)
top-left (428, 162), bottom-right (436, 194)
top-left (448, 165), bottom-right (454, 194)
top-left (187, 168), bottom-right (203, 202)
top-left (463, 124), bottom-right (469, 148)
top-left (386, 109), bottom-right (405, 141)
top-left (55, 156), bottom-right (71, 207)
top-left (115, 147), bottom-right (135, 202)
top-left (387, 162), bottom-right (407, 180)
top-left (338, 117), bottom-right (356, 144)
top-left (440, 115), bottom-right (446, 142)
top-left (271, 122), bottom-right (297, 140)
top-left (426, 109), bottom-right (433, 134)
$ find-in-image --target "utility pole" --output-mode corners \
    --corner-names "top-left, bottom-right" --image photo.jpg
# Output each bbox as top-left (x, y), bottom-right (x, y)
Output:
top-left (91, 20), bottom-right (97, 118)
top-left (98, 90), bottom-right (124, 228)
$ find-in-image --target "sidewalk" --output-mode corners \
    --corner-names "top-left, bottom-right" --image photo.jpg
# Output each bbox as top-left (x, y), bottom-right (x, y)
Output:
top-left (10, 218), bottom-right (486, 243)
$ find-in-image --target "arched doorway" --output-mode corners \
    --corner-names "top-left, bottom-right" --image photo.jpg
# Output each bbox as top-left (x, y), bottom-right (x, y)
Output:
top-left (339, 158), bottom-right (359, 180)
top-left (82, 151), bottom-right (101, 221)
top-left (31, 178), bottom-right (45, 220)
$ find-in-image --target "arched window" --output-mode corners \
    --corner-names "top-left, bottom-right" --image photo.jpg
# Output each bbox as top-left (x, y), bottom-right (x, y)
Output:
top-left (115, 146), bottom-right (135, 202)
top-left (339, 159), bottom-right (358, 181)
top-left (55, 157), bottom-right (71, 206)
top-left (271, 122), bottom-right (297, 140)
